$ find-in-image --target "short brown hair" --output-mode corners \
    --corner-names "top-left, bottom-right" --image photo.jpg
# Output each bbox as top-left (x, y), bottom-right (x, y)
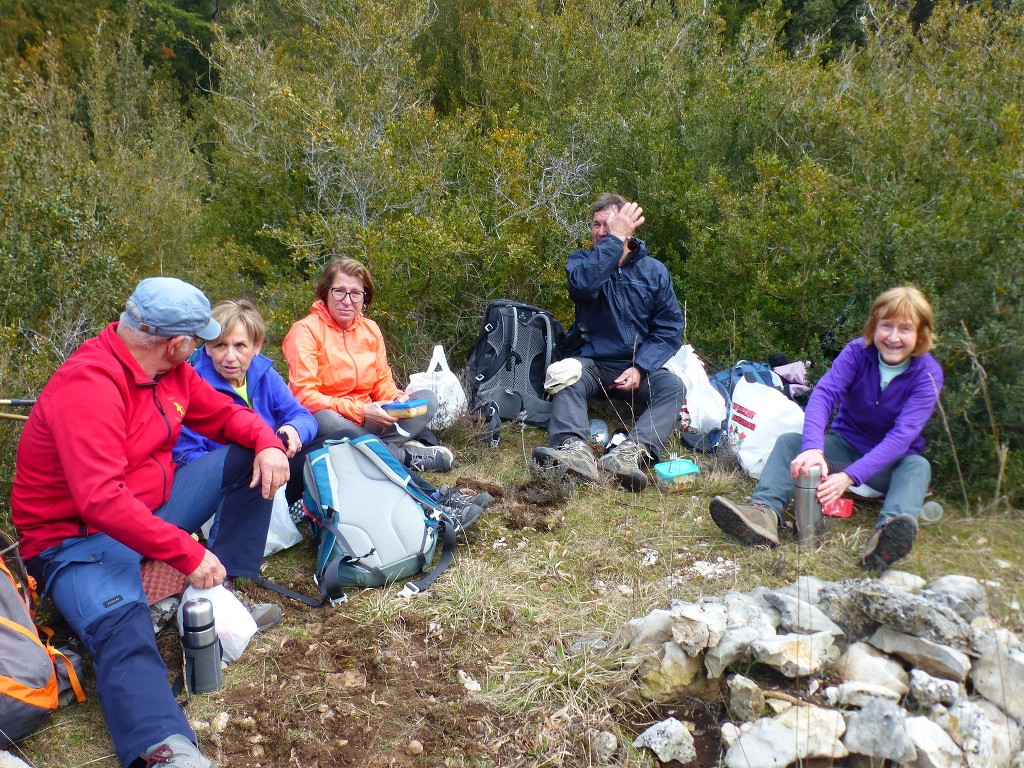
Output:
top-left (863, 286), bottom-right (935, 356)
top-left (210, 299), bottom-right (266, 346)
top-left (315, 258), bottom-right (376, 308)
top-left (591, 193), bottom-right (627, 218)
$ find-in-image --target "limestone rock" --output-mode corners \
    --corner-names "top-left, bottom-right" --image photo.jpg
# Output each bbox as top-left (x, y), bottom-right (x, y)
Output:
top-left (706, 625), bottom-right (760, 679)
top-left (727, 674), bottom-right (765, 723)
top-left (825, 681), bottom-right (902, 708)
top-left (763, 591), bottom-right (844, 636)
top-left (712, 590), bottom-right (779, 636)
top-left (817, 579), bottom-right (878, 641)
top-left (942, 699), bottom-right (1022, 768)
top-left (751, 631), bottom-right (839, 678)
top-left (970, 627), bottom-right (1024, 721)
top-left (670, 601), bottom-right (729, 655)
top-left (720, 722), bottom-right (746, 750)
top-left (853, 581), bottom-right (976, 654)
top-left (909, 669), bottom-right (964, 710)
top-left (724, 718), bottom-right (798, 768)
top-left (774, 575), bottom-right (828, 604)
top-left (869, 625), bottom-right (971, 682)
top-left (774, 704), bottom-right (849, 760)
top-left (838, 641), bottom-right (910, 696)
top-left (905, 716), bottom-right (966, 768)
top-left (842, 698), bottom-right (917, 763)
top-left (925, 576), bottom-right (989, 623)
top-left (880, 569), bottom-right (927, 592)
top-left (585, 730), bottom-right (618, 765)
top-left (633, 717), bottom-right (696, 764)
top-left (614, 609), bottom-right (674, 651)
top-left (637, 640), bottom-right (715, 702)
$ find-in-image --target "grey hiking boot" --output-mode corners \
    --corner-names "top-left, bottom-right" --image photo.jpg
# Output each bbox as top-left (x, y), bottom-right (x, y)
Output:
top-left (599, 439), bottom-right (652, 491)
top-left (709, 497), bottom-right (780, 548)
top-left (532, 439), bottom-right (600, 482)
top-left (141, 734), bottom-right (216, 768)
top-left (249, 602), bottom-right (283, 633)
top-left (437, 485), bottom-right (493, 531)
top-left (223, 579), bottom-right (283, 633)
top-left (860, 513), bottom-right (918, 571)
top-left (404, 440), bottom-right (455, 473)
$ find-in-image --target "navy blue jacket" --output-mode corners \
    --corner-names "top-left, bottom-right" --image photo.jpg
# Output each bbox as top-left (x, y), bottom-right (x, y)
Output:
top-left (566, 234), bottom-right (684, 374)
top-left (173, 349), bottom-right (318, 465)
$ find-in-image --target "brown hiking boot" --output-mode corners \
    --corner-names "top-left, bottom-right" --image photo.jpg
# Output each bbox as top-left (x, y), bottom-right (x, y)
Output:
top-left (598, 439), bottom-right (652, 492)
top-left (860, 514), bottom-right (918, 570)
top-left (532, 439), bottom-right (600, 482)
top-left (709, 497), bottom-right (780, 548)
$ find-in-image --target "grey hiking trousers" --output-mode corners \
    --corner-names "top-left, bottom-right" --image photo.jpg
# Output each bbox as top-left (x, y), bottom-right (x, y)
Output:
top-left (546, 357), bottom-right (686, 458)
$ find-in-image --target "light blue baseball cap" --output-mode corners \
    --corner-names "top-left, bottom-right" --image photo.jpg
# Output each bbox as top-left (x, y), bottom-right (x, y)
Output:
top-left (122, 277), bottom-right (221, 340)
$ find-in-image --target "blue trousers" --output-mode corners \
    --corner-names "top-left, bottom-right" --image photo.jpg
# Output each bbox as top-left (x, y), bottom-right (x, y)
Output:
top-left (547, 358), bottom-right (686, 457)
top-left (26, 445), bottom-right (272, 767)
top-left (752, 432), bottom-right (931, 529)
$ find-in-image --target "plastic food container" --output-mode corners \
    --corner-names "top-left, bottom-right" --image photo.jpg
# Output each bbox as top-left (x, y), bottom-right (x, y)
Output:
top-left (381, 398), bottom-right (430, 419)
top-left (653, 458), bottom-right (700, 493)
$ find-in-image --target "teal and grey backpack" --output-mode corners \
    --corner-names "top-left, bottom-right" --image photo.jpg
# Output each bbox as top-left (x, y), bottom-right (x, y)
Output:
top-left (301, 435), bottom-right (456, 603)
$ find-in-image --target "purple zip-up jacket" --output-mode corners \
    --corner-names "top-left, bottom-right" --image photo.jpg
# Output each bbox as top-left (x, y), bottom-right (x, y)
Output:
top-left (801, 338), bottom-right (944, 485)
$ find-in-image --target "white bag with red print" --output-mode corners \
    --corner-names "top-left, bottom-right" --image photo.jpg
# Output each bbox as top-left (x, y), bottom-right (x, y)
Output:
top-left (726, 378), bottom-right (805, 478)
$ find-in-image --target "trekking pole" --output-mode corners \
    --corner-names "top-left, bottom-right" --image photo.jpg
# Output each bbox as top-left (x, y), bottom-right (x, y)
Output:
top-left (0, 397), bottom-right (35, 422)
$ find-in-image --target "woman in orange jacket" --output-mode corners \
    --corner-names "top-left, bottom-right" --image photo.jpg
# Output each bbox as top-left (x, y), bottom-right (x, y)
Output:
top-left (283, 258), bottom-right (454, 473)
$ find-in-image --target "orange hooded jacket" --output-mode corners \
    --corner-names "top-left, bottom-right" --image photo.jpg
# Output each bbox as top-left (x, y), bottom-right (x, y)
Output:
top-left (282, 301), bottom-right (404, 425)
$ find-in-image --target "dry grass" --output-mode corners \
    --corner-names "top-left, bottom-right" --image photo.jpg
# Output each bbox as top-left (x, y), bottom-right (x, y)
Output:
top-left (9, 423), bottom-right (1024, 768)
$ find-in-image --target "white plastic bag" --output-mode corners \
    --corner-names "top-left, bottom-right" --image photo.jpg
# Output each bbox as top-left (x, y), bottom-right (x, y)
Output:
top-left (726, 378), bottom-right (805, 478)
top-left (177, 584), bottom-right (257, 662)
top-left (406, 344), bottom-right (468, 429)
top-left (264, 487), bottom-right (303, 557)
top-left (663, 345), bottom-right (727, 435)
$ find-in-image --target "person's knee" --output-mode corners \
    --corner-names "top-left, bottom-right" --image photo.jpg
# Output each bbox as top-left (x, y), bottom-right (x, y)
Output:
top-left (896, 454), bottom-right (931, 483)
top-left (650, 370), bottom-right (686, 402)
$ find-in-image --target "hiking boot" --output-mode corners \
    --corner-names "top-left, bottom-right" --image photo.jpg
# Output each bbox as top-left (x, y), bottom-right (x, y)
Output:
top-left (224, 579), bottom-right (283, 633)
top-left (709, 497), bottom-right (780, 548)
top-left (437, 484), bottom-right (493, 531)
top-left (404, 440), bottom-right (455, 473)
top-left (599, 439), bottom-right (651, 491)
top-left (249, 602), bottom-right (283, 633)
top-left (439, 484), bottom-right (495, 512)
top-left (141, 734), bottom-right (216, 768)
top-left (531, 439), bottom-right (600, 482)
top-left (860, 513), bottom-right (918, 571)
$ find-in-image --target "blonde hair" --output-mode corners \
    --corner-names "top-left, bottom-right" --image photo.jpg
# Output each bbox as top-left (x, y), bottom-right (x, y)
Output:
top-left (210, 299), bottom-right (266, 346)
top-left (863, 286), bottom-right (935, 356)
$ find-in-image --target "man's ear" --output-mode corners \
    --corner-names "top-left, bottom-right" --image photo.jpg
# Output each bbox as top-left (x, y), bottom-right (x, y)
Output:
top-left (168, 335), bottom-right (190, 356)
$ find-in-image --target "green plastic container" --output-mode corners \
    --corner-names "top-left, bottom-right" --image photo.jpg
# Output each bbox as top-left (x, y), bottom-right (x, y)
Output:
top-left (653, 458), bottom-right (700, 493)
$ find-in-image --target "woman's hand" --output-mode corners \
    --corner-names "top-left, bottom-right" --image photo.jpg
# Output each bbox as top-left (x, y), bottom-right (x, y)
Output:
top-left (363, 402), bottom-right (398, 429)
top-left (277, 425), bottom-right (302, 458)
top-left (790, 448), bottom-right (828, 481)
top-left (816, 471), bottom-right (853, 507)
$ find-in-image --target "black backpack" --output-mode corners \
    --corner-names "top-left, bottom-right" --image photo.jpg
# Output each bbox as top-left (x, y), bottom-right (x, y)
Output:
top-left (467, 300), bottom-right (566, 430)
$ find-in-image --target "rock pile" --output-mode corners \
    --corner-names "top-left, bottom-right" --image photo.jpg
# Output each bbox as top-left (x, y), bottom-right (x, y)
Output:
top-left (614, 571), bottom-right (1024, 768)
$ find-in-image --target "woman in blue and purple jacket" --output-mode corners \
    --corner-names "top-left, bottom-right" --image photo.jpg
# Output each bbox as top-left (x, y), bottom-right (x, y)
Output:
top-left (709, 286), bottom-right (944, 570)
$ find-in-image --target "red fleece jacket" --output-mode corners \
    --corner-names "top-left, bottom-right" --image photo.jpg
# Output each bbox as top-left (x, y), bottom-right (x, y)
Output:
top-left (11, 323), bottom-right (283, 575)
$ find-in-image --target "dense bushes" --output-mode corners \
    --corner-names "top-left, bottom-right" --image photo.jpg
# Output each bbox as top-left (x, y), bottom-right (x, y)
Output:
top-left (0, 0), bottom-right (1021, 520)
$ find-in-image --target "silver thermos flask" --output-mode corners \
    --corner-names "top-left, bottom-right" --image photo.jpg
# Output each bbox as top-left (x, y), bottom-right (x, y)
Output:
top-left (794, 465), bottom-right (824, 546)
top-left (181, 597), bottom-right (223, 694)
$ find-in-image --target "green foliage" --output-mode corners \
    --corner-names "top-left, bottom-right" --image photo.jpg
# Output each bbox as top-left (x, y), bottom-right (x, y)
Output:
top-left (0, 0), bottom-right (1022, 507)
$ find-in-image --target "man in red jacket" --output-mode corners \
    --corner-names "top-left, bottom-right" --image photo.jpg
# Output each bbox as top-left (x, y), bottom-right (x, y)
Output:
top-left (12, 277), bottom-right (289, 768)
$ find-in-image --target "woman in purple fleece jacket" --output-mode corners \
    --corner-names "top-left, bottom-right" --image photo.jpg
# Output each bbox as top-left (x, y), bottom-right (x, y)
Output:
top-left (709, 286), bottom-right (944, 570)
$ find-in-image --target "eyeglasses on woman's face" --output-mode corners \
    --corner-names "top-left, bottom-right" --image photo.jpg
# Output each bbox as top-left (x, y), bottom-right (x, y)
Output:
top-left (329, 287), bottom-right (366, 303)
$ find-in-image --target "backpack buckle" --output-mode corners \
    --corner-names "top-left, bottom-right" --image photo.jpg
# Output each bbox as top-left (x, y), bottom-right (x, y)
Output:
top-left (399, 582), bottom-right (421, 598)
